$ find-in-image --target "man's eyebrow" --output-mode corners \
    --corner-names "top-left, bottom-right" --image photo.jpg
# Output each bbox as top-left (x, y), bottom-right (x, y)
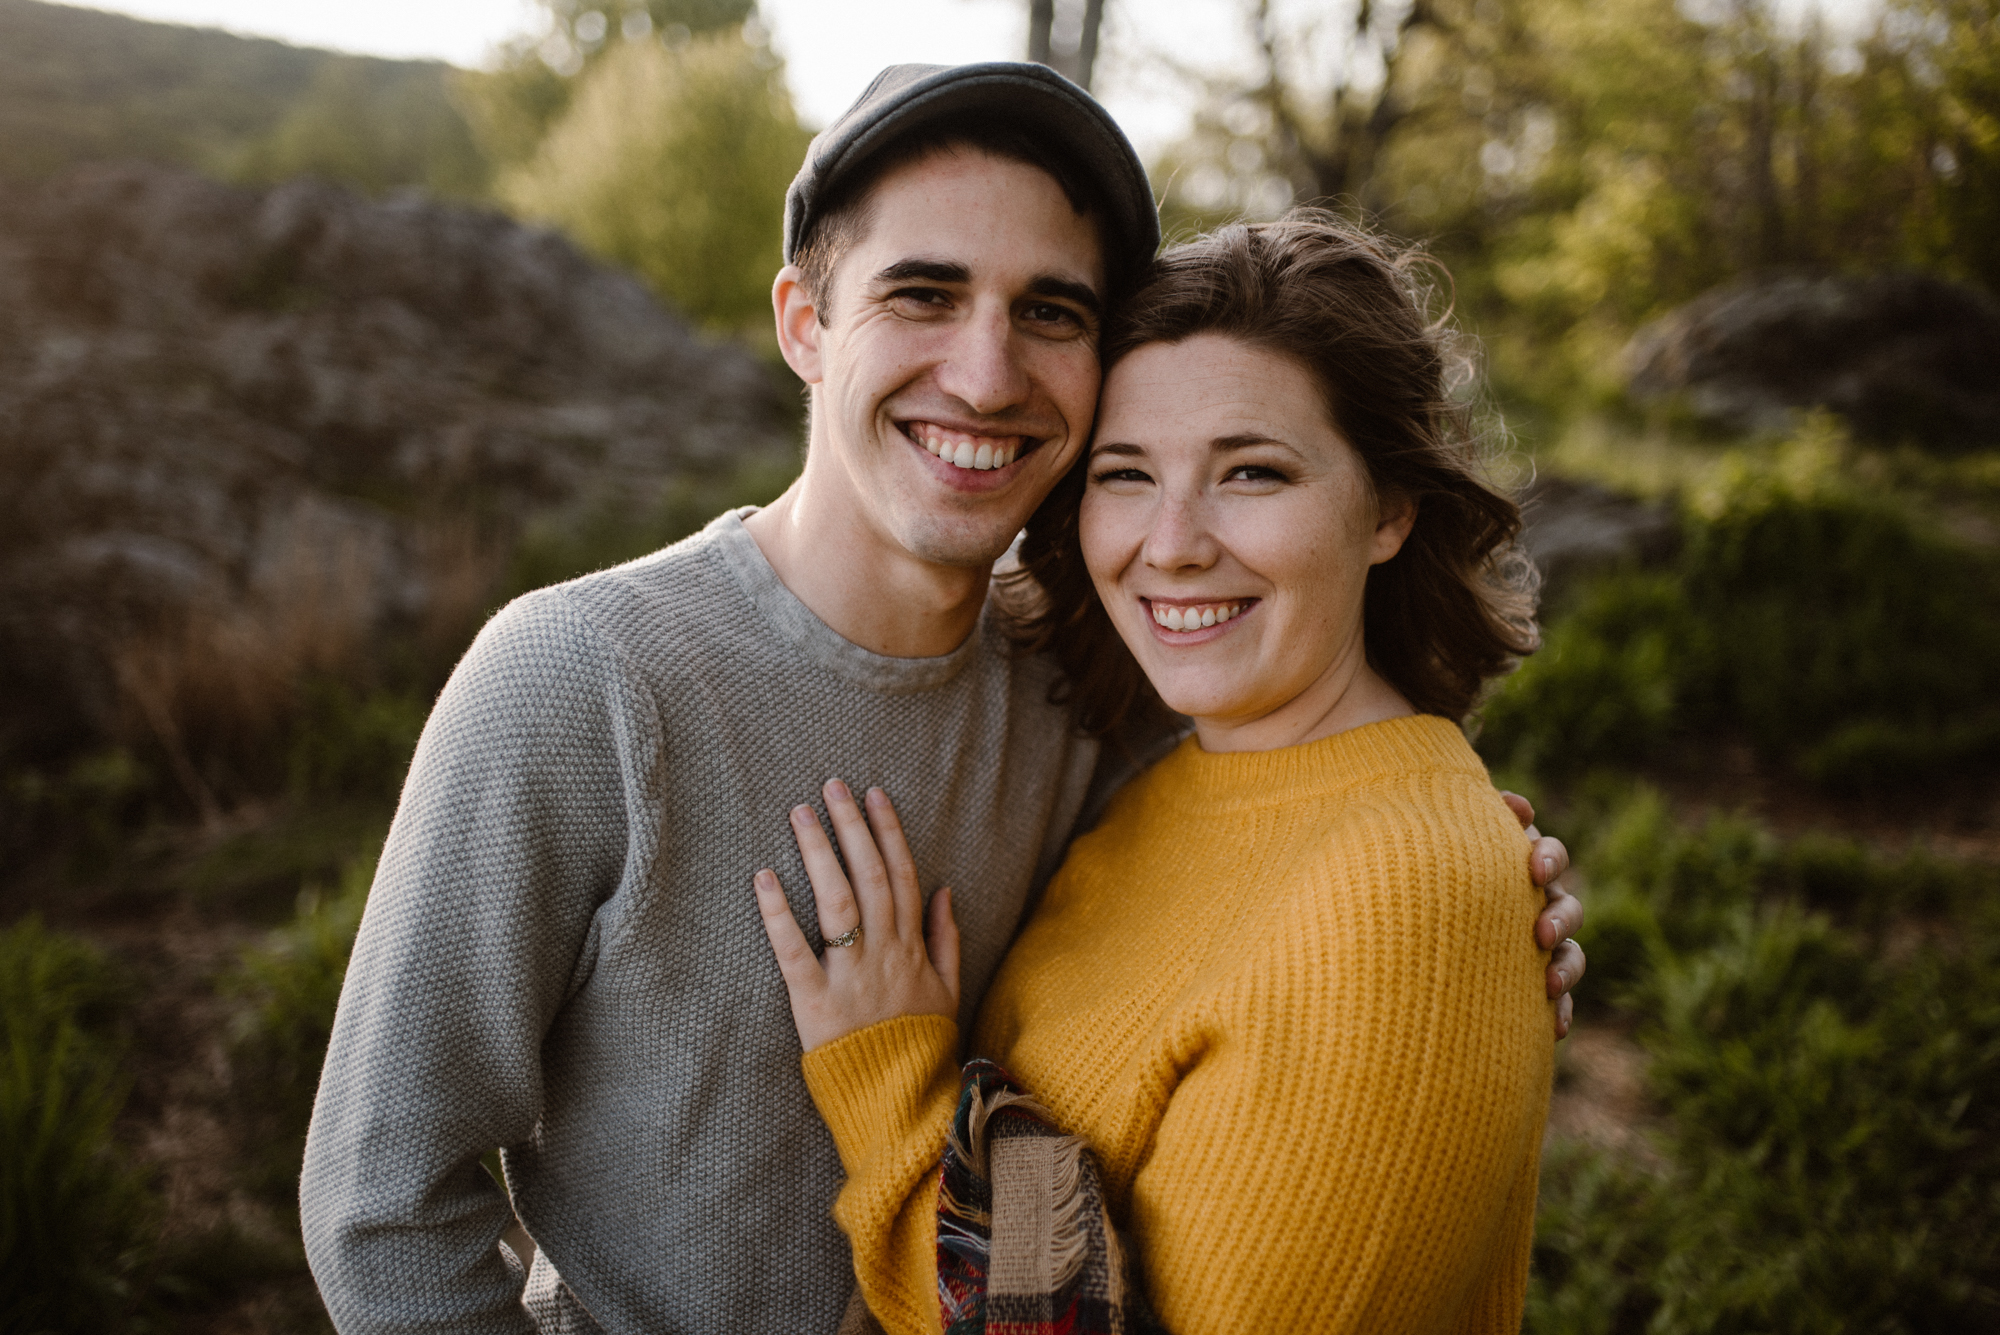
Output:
top-left (874, 258), bottom-right (971, 285)
top-left (1026, 275), bottom-right (1103, 318)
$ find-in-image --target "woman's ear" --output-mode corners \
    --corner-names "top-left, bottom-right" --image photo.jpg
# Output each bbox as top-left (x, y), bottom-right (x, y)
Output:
top-left (772, 264), bottom-right (825, 385)
top-left (1370, 493), bottom-right (1418, 565)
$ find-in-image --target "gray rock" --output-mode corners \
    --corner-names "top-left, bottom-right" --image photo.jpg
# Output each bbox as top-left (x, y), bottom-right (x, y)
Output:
top-left (1624, 272), bottom-right (2000, 450)
top-left (1517, 476), bottom-right (1678, 610)
top-left (0, 162), bottom-right (798, 765)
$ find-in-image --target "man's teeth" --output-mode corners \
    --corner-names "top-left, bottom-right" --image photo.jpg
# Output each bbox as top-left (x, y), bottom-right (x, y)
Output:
top-left (1151, 602), bottom-right (1248, 631)
top-left (915, 427), bottom-right (1022, 471)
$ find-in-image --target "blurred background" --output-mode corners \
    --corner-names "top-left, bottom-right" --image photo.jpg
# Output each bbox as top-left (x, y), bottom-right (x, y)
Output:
top-left (1, 0), bottom-right (1996, 1329)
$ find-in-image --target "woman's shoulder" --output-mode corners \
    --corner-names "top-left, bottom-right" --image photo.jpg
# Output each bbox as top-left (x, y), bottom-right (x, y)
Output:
top-left (1280, 723), bottom-right (1532, 907)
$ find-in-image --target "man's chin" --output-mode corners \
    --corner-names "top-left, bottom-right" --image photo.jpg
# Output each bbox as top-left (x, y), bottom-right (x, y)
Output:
top-left (895, 513), bottom-right (1027, 571)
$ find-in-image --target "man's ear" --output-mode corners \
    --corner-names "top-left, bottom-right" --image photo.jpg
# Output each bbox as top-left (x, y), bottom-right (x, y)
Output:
top-left (1370, 493), bottom-right (1418, 565)
top-left (773, 264), bottom-right (825, 385)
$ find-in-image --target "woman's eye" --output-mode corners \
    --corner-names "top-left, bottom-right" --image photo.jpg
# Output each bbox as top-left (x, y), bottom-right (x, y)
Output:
top-left (1224, 464), bottom-right (1287, 484)
top-left (1091, 467), bottom-right (1152, 486)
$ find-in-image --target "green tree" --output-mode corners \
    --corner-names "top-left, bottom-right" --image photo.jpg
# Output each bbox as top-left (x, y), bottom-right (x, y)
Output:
top-left (498, 28), bottom-right (810, 338)
top-left (1151, 0), bottom-right (2000, 407)
top-left (454, 0), bottom-right (759, 171)
top-left (232, 55), bottom-right (489, 197)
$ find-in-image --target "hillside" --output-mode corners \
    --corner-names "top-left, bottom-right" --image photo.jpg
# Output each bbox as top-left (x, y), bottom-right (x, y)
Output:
top-left (0, 0), bottom-right (480, 190)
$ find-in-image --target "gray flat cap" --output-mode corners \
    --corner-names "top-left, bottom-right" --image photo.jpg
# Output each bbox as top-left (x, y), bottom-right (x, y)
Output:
top-left (783, 62), bottom-right (1160, 289)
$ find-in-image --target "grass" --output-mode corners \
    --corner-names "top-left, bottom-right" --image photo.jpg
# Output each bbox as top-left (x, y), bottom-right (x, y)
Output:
top-left (1525, 784), bottom-right (2000, 1332)
top-left (225, 849), bottom-right (376, 1207)
top-left (0, 918), bottom-right (155, 1332)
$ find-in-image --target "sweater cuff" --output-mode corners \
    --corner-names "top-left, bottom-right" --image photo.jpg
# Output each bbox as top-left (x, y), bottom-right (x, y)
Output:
top-left (802, 1014), bottom-right (960, 1176)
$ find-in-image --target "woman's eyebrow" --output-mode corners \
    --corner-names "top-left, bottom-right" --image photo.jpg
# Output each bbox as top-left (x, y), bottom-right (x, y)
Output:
top-left (1090, 440), bottom-right (1146, 458)
top-left (1212, 433), bottom-right (1286, 451)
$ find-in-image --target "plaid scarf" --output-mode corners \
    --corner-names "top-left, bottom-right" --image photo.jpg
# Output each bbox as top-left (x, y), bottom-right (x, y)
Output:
top-left (935, 1059), bottom-right (1166, 1335)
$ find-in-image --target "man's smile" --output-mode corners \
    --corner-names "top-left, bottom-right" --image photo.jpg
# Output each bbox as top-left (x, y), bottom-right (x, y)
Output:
top-left (898, 419), bottom-right (1043, 474)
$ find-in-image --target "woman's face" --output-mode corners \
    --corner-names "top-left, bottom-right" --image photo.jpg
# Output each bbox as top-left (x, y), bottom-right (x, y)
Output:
top-left (1081, 333), bottom-right (1416, 752)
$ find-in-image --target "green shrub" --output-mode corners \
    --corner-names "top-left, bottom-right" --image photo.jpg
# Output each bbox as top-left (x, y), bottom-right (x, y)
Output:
top-left (1483, 462), bottom-right (2000, 791)
top-left (226, 851), bottom-right (374, 1203)
top-left (1479, 574), bottom-right (1691, 780)
top-left (1530, 791), bottom-right (2000, 1331)
top-left (1685, 483), bottom-right (2000, 783)
top-left (286, 683), bottom-right (428, 805)
top-left (0, 918), bottom-right (155, 1332)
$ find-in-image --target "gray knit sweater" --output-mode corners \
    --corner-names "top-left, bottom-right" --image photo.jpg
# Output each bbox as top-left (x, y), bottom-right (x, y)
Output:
top-left (301, 510), bottom-right (1157, 1334)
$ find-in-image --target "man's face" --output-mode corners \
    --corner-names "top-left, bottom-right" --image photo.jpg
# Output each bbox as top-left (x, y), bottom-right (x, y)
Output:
top-left (798, 149), bottom-right (1107, 569)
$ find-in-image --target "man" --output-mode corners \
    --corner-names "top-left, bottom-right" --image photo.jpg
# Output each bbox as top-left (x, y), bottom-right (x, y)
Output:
top-left (301, 63), bottom-right (1584, 1334)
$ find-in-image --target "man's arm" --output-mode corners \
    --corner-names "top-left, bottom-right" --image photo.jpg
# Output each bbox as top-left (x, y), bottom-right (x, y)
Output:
top-left (301, 590), bottom-right (643, 1334)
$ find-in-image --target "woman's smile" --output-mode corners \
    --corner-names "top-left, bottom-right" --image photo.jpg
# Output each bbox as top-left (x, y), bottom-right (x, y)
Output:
top-left (1141, 595), bottom-right (1259, 640)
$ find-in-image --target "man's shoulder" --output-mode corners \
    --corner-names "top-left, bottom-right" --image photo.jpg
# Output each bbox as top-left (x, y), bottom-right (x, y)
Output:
top-left (472, 513), bottom-right (746, 677)
top-left (553, 514), bottom-right (742, 632)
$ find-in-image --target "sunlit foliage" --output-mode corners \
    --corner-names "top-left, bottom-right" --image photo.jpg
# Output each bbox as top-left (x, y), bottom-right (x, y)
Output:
top-left (499, 28), bottom-right (810, 337)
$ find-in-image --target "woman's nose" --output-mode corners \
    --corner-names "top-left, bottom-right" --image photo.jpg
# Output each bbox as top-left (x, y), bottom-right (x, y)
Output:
top-left (934, 307), bottom-right (1030, 415)
top-left (1141, 491), bottom-right (1219, 572)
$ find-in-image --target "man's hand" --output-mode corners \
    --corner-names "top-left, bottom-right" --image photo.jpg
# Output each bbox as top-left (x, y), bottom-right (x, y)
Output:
top-left (1501, 792), bottom-right (1586, 1040)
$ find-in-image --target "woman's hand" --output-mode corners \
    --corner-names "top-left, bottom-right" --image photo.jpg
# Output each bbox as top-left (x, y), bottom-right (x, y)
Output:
top-left (753, 779), bottom-right (961, 1052)
top-left (1501, 791), bottom-right (1587, 1039)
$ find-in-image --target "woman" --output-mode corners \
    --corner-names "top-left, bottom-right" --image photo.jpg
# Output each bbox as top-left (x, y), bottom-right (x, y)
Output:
top-left (753, 211), bottom-right (1556, 1333)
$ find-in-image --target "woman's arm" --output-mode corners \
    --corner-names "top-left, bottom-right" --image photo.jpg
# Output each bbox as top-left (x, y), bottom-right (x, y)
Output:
top-left (753, 781), bottom-right (966, 1334)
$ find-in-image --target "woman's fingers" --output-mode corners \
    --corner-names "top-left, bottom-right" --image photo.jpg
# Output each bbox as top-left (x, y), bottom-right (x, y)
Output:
top-left (752, 869), bottom-right (825, 995)
top-left (789, 803), bottom-right (861, 945)
top-left (822, 779), bottom-right (899, 935)
top-left (926, 886), bottom-right (962, 1010)
top-left (1499, 791), bottom-right (1535, 831)
top-left (864, 788), bottom-right (926, 933)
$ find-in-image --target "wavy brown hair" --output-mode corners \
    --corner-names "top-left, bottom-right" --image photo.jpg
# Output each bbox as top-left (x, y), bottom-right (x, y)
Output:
top-left (1002, 208), bottom-right (1538, 736)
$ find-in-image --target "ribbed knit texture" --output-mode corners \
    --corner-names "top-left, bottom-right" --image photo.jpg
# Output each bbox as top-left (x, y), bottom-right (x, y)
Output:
top-left (803, 714), bottom-right (1556, 1335)
top-left (300, 510), bottom-right (1156, 1335)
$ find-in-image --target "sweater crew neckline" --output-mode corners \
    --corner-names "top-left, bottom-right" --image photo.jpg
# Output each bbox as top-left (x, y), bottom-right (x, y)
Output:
top-left (708, 507), bottom-right (986, 694)
top-left (1158, 714), bottom-right (1486, 810)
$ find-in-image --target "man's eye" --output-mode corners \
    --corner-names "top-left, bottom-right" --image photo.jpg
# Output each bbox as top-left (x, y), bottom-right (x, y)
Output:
top-left (1022, 302), bottom-right (1086, 331)
top-left (889, 287), bottom-right (951, 309)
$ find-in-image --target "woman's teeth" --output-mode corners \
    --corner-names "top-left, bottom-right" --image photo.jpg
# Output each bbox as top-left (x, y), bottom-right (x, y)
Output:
top-left (1151, 602), bottom-right (1248, 631)
top-left (914, 426), bottom-right (1022, 471)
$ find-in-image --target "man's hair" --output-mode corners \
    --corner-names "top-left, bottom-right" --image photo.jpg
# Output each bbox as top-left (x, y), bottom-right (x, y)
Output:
top-left (1001, 208), bottom-right (1540, 734)
top-left (790, 111), bottom-right (1111, 326)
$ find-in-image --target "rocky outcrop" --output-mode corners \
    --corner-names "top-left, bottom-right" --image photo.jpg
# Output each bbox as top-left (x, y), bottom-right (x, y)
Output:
top-left (0, 162), bottom-right (798, 766)
top-left (1624, 272), bottom-right (2000, 450)
top-left (1517, 476), bottom-right (1678, 610)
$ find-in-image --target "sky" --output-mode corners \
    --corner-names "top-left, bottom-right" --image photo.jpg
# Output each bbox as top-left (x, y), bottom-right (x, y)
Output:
top-left (70, 0), bottom-right (1881, 158)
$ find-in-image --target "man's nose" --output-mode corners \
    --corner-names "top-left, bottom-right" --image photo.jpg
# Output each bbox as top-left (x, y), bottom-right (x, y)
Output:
top-left (933, 304), bottom-right (1030, 416)
top-left (1141, 489), bottom-right (1219, 572)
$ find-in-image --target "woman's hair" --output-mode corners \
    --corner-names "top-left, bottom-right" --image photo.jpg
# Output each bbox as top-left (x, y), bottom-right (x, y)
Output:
top-left (1001, 207), bottom-right (1538, 735)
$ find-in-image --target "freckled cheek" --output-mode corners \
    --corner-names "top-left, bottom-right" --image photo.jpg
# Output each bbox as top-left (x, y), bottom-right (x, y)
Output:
top-left (1079, 495), bottom-right (1142, 598)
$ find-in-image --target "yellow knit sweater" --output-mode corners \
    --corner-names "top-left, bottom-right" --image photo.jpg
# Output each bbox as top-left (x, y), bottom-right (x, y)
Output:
top-left (801, 714), bottom-right (1555, 1335)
